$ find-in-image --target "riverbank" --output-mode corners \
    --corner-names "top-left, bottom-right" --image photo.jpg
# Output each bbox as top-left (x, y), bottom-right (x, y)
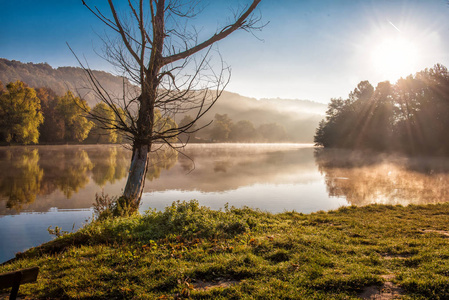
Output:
top-left (1, 201), bottom-right (448, 299)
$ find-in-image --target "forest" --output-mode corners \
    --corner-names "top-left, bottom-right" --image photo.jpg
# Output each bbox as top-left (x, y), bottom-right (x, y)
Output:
top-left (3, 63), bottom-right (449, 149)
top-left (184, 113), bottom-right (290, 143)
top-left (0, 80), bottom-right (292, 145)
top-left (0, 58), bottom-right (325, 143)
top-left (0, 80), bottom-right (125, 144)
top-left (315, 64), bottom-right (449, 156)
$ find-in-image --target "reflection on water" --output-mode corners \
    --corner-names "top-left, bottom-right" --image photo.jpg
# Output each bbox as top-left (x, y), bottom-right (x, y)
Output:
top-left (0, 145), bottom-right (179, 215)
top-left (2, 144), bottom-right (449, 214)
top-left (144, 144), bottom-right (319, 193)
top-left (0, 149), bottom-right (43, 211)
top-left (1, 144), bottom-right (449, 262)
top-left (314, 148), bottom-right (449, 206)
top-left (139, 144), bottom-right (333, 213)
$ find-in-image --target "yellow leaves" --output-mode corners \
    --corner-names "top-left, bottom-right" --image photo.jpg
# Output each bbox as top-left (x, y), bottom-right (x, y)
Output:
top-left (0, 81), bottom-right (43, 144)
top-left (55, 91), bottom-right (93, 142)
top-left (142, 240), bottom-right (158, 252)
top-left (89, 103), bottom-right (119, 143)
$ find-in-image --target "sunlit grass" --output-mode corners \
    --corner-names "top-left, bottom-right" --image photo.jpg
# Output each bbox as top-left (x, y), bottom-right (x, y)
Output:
top-left (1, 201), bottom-right (448, 299)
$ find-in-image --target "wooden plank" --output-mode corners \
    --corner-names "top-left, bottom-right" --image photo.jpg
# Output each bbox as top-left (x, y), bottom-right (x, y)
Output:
top-left (0, 267), bottom-right (39, 289)
top-left (9, 271), bottom-right (22, 300)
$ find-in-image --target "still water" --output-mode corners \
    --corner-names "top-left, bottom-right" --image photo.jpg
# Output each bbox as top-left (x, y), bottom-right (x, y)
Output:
top-left (1, 144), bottom-right (449, 262)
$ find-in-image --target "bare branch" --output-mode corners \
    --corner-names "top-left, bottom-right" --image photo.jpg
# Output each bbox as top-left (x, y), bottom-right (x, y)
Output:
top-left (107, 0), bottom-right (143, 67)
top-left (163, 0), bottom-right (261, 65)
top-left (78, 0), bottom-right (263, 204)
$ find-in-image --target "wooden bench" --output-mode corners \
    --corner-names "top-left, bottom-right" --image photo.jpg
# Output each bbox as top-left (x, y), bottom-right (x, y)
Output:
top-left (0, 267), bottom-right (39, 300)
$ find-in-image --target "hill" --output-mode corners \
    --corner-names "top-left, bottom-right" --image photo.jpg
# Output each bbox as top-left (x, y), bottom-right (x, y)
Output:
top-left (0, 58), bottom-right (326, 142)
top-left (195, 91), bottom-right (325, 142)
top-left (0, 58), bottom-right (126, 104)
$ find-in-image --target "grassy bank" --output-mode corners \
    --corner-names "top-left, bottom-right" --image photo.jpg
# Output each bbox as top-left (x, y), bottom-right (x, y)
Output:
top-left (1, 201), bottom-right (449, 299)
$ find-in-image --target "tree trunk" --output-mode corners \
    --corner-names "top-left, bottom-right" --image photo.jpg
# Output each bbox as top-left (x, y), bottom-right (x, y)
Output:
top-left (122, 85), bottom-right (155, 207)
top-left (123, 142), bottom-right (150, 206)
top-left (80, 0), bottom-right (263, 210)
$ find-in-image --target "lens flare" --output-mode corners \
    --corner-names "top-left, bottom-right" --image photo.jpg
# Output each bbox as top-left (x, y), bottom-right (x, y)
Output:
top-left (370, 37), bottom-right (419, 82)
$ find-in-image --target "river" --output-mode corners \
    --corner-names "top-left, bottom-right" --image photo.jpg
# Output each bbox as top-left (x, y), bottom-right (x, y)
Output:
top-left (1, 144), bottom-right (448, 262)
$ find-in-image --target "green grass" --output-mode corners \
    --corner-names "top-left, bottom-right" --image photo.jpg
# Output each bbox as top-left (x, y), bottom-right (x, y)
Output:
top-left (1, 200), bottom-right (449, 299)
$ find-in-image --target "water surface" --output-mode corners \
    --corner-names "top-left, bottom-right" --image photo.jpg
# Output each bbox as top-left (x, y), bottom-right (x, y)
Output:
top-left (1, 144), bottom-right (449, 262)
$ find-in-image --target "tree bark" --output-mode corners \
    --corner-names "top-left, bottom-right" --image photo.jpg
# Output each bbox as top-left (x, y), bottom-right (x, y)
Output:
top-left (123, 142), bottom-right (150, 203)
top-left (123, 82), bottom-right (158, 205)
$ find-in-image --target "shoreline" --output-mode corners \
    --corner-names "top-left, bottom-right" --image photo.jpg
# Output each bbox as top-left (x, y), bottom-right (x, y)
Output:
top-left (1, 201), bottom-right (448, 299)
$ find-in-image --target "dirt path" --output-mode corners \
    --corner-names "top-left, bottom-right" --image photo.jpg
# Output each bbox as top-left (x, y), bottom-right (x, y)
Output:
top-left (359, 275), bottom-right (404, 300)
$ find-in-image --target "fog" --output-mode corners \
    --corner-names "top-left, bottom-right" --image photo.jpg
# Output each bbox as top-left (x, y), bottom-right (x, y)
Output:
top-left (180, 91), bottom-right (327, 142)
top-left (2, 144), bottom-right (449, 216)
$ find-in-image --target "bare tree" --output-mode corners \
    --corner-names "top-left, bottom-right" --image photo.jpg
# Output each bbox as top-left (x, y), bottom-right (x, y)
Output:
top-left (79, 0), bottom-right (263, 208)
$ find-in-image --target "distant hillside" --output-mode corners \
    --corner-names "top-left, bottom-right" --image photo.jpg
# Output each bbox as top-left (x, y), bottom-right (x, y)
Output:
top-left (185, 91), bottom-right (326, 142)
top-left (0, 58), bottom-right (326, 142)
top-left (0, 58), bottom-right (126, 104)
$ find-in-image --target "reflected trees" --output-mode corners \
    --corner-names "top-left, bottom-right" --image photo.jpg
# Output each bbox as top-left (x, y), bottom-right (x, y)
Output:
top-left (89, 146), bottom-right (177, 185)
top-left (40, 148), bottom-right (94, 199)
top-left (146, 147), bottom-right (178, 181)
top-left (0, 146), bottom-right (179, 212)
top-left (0, 149), bottom-right (43, 210)
top-left (90, 147), bottom-right (130, 186)
top-left (315, 149), bottom-right (449, 206)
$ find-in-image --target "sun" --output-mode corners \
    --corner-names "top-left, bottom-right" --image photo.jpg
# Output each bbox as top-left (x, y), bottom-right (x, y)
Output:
top-left (370, 36), bottom-right (419, 82)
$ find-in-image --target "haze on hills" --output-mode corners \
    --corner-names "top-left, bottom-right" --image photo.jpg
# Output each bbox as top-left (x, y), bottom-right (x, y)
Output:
top-left (0, 58), bottom-right (326, 142)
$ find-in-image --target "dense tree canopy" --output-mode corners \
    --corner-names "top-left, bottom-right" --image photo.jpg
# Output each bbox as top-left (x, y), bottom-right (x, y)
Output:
top-left (37, 87), bottom-right (65, 143)
top-left (177, 115), bottom-right (197, 143)
top-left (0, 81), bottom-right (44, 144)
top-left (87, 103), bottom-right (119, 144)
top-left (0, 81), bottom-right (97, 145)
top-left (209, 113), bottom-right (289, 142)
top-left (230, 120), bottom-right (258, 142)
top-left (0, 81), bottom-right (291, 145)
top-left (315, 64), bottom-right (449, 155)
top-left (210, 114), bottom-right (233, 142)
top-left (257, 123), bottom-right (288, 142)
top-left (55, 91), bottom-right (93, 143)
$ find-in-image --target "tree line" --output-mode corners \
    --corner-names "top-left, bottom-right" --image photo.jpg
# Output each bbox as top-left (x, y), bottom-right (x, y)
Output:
top-left (0, 80), bottom-right (136, 145)
top-left (0, 80), bottom-right (290, 145)
top-left (210, 114), bottom-right (289, 142)
top-left (178, 113), bottom-right (289, 143)
top-left (314, 64), bottom-right (449, 155)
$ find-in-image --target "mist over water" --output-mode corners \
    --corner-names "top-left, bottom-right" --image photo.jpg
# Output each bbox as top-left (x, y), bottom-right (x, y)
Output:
top-left (315, 149), bottom-right (449, 206)
top-left (1, 144), bottom-right (449, 262)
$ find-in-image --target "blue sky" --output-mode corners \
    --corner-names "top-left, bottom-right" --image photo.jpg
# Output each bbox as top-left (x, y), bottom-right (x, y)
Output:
top-left (1, 0), bottom-right (449, 103)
